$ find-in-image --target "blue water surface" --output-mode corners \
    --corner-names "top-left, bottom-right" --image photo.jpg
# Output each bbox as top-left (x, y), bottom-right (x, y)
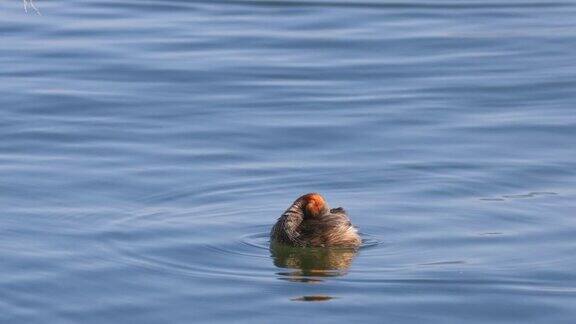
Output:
top-left (1, 0), bottom-right (576, 323)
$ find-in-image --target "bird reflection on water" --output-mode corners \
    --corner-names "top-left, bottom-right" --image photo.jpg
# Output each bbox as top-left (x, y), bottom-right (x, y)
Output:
top-left (270, 242), bottom-right (359, 282)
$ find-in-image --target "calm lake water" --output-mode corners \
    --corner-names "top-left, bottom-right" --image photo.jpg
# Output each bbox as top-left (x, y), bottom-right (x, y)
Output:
top-left (1, 0), bottom-right (576, 323)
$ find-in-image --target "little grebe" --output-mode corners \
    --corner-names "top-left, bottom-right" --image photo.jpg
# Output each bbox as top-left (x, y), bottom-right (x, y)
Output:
top-left (270, 193), bottom-right (361, 247)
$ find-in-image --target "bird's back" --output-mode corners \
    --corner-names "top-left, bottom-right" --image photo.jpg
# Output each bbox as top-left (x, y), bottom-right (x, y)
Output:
top-left (299, 208), bottom-right (361, 247)
top-left (270, 194), bottom-right (361, 248)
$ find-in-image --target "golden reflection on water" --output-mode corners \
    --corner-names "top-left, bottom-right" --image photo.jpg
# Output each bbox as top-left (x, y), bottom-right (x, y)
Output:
top-left (270, 243), bottom-right (358, 301)
top-left (270, 243), bottom-right (358, 282)
top-left (291, 295), bottom-right (336, 302)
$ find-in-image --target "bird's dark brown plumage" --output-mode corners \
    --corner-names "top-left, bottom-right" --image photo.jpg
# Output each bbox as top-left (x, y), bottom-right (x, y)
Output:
top-left (270, 193), bottom-right (361, 247)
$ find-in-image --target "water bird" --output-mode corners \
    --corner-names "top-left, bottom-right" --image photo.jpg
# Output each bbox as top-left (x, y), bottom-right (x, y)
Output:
top-left (270, 193), bottom-right (361, 247)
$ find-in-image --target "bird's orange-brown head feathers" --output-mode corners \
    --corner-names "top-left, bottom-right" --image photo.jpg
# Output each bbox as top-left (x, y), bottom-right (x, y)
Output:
top-left (300, 193), bottom-right (328, 218)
